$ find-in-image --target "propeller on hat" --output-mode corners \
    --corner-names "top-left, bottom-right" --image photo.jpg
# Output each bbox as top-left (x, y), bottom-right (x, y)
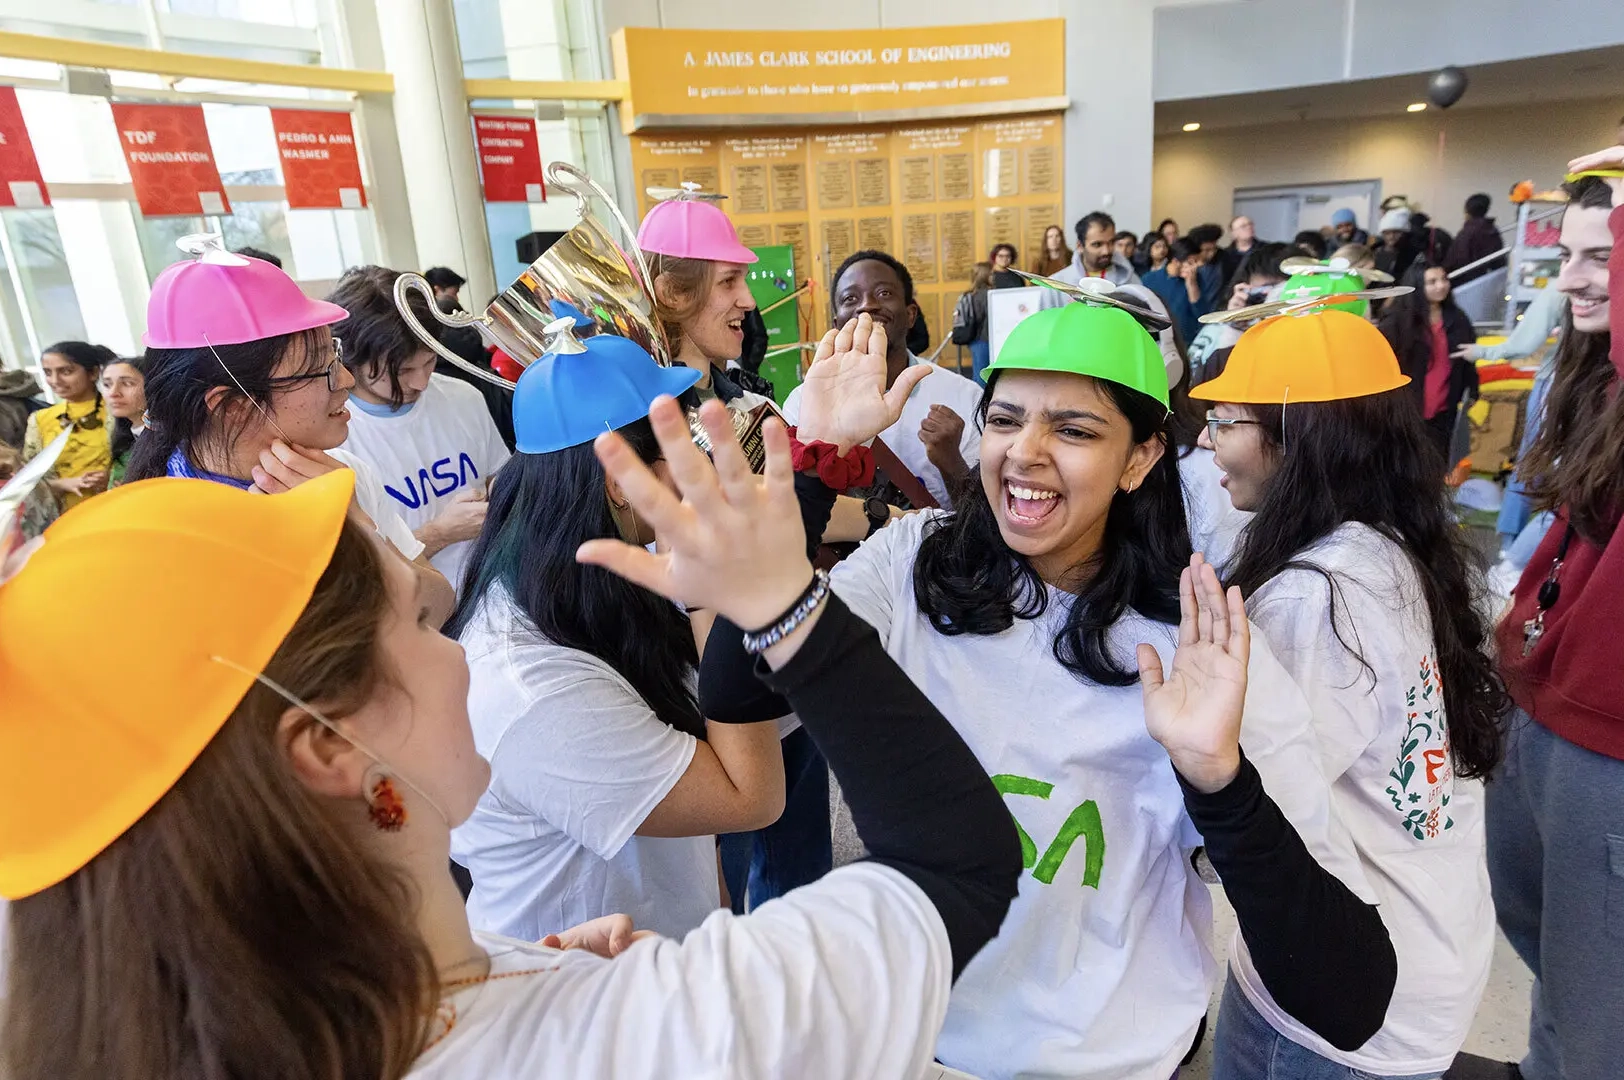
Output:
top-left (1198, 285), bottom-right (1412, 326)
top-left (1011, 269), bottom-right (1174, 331)
top-left (1277, 255), bottom-right (1394, 283)
top-left (645, 181), bottom-right (728, 204)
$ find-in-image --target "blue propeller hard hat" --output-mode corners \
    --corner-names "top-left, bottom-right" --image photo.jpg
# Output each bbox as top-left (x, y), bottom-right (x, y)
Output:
top-left (512, 318), bottom-right (701, 454)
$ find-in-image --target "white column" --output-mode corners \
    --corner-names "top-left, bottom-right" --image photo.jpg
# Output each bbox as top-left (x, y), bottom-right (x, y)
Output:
top-left (370, 0), bottom-right (495, 306)
top-left (322, 0), bottom-right (421, 274)
top-left (498, 0), bottom-right (593, 235)
top-left (1059, 0), bottom-right (1156, 236)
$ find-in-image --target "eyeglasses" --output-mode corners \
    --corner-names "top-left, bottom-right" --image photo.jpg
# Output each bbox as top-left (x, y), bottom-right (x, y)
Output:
top-left (266, 338), bottom-right (345, 394)
top-left (1204, 412), bottom-right (1263, 442)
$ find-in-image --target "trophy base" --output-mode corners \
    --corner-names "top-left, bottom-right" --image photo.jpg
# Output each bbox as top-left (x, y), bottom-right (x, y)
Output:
top-left (688, 400), bottom-right (775, 473)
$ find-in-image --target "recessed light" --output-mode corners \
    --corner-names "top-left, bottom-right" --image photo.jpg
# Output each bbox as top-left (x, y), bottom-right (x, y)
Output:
top-left (1182, 122), bottom-right (1201, 132)
top-left (1406, 103), bottom-right (1427, 113)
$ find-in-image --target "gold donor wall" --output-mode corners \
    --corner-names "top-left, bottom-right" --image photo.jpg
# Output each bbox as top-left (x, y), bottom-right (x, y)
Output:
top-left (630, 115), bottom-right (1064, 349)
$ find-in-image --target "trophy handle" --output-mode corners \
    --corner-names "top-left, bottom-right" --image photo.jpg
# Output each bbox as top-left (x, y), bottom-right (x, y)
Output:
top-left (393, 272), bottom-right (518, 391)
top-left (546, 161), bottom-right (658, 299)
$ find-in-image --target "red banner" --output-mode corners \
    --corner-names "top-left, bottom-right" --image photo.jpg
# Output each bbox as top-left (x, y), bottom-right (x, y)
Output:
top-left (110, 103), bottom-right (231, 218)
top-left (0, 88), bottom-right (47, 209)
top-left (270, 108), bottom-right (367, 210)
top-left (473, 115), bottom-right (545, 203)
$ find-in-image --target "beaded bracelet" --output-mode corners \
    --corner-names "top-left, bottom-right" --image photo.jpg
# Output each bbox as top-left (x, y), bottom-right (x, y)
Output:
top-left (740, 570), bottom-right (832, 655)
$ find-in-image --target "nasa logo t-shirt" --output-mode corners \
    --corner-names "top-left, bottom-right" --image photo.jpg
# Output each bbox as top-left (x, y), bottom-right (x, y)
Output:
top-left (340, 374), bottom-right (510, 592)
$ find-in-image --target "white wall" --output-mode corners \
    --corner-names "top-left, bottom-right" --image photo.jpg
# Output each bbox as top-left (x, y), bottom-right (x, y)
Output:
top-left (1151, 97), bottom-right (1621, 237)
top-left (1155, 0), bottom-right (1624, 101)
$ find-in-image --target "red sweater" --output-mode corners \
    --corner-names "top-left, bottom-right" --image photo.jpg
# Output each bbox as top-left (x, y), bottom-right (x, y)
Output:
top-left (1496, 205), bottom-right (1624, 759)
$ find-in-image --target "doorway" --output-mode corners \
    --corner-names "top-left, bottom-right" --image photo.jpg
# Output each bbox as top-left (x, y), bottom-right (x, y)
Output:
top-left (1232, 180), bottom-right (1382, 245)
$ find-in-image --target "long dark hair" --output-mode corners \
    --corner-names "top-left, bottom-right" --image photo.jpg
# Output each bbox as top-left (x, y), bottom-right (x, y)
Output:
top-left (1519, 176), bottom-right (1620, 544)
top-left (105, 354), bottom-right (150, 463)
top-left (1222, 390), bottom-right (1507, 778)
top-left (3, 520), bottom-right (437, 1080)
top-left (446, 419), bottom-right (703, 737)
top-left (913, 372), bottom-right (1191, 687)
top-left (123, 330), bottom-right (324, 483)
top-left (41, 340), bottom-right (112, 409)
top-left (1379, 259), bottom-right (1462, 364)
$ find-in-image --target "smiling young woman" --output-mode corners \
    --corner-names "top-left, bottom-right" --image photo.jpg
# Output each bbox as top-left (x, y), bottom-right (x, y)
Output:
top-left (701, 301), bottom-right (1398, 1080)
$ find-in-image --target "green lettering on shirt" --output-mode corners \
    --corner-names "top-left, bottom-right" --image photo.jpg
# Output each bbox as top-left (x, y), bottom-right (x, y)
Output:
top-left (991, 773), bottom-right (1106, 889)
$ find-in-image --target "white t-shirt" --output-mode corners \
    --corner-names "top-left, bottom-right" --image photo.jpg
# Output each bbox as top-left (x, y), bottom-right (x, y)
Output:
top-left (831, 511), bottom-right (1366, 1080)
top-left (1237, 522), bottom-right (1493, 1075)
top-left (326, 447), bottom-right (426, 562)
top-left (450, 587), bottom-right (720, 941)
top-left (1179, 447), bottom-right (1251, 574)
top-left (781, 354), bottom-right (983, 509)
top-left (339, 375), bottom-right (510, 593)
top-left (409, 862), bottom-right (950, 1080)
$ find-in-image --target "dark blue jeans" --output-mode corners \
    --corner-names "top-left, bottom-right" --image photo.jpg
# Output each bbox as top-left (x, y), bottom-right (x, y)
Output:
top-left (719, 726), bottom-right (832, 912)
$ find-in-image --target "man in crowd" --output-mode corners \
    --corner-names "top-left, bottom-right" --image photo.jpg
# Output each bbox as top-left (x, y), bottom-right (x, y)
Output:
top-left (424, 266), bottom-right (467, 310)
top-left (1186, 223), bottom-right (1227, 310)
top-left (1054, 211), bottom-right (1141, 286)
top-left (1443, 193), bottom-right (1508, 285)
top-left (1375, 207), bottom-right (1421, 281)
top-left (329, 265), bottom-right (511, 596)
top-left (1218, 214), bottom-right (1257, 284)
top-left (782, 250), bottom-right (983, 515)
top-left (1331, 207), bottom-right (1369, 247)
top-left (1141, 238), bottom-right (1206, 345)
top-left (1114, 230), bottom-right (1139, 271)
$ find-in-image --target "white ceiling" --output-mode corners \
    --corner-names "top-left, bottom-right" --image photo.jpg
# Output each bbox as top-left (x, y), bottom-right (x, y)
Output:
top-left (1153, 44), bottom-right (1624, 135)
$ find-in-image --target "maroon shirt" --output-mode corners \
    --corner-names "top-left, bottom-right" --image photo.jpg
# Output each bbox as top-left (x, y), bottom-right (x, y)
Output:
top-left (1496, 204), bottom-right (1624, 759)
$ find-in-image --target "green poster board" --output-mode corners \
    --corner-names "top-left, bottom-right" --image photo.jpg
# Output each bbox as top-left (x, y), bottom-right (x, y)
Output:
top-left (746, 245), bottom-right (801, 405)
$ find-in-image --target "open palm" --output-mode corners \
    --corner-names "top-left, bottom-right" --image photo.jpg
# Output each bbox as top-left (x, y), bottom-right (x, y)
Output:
top-left (1137, 554), bottom-right (1248, 794)
top-left (795, 313), bottom-right (932, 452)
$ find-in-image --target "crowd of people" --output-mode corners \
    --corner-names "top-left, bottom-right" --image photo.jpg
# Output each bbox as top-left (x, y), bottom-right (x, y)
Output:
top-left (0, 136), bottom-right (1620, 1080)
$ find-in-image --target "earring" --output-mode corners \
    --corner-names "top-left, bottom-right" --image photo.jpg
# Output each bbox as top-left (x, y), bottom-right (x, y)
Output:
top-left (365, 767), bottom-right (407, 831)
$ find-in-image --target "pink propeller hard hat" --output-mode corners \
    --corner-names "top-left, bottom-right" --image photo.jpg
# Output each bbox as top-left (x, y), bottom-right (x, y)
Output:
top-left (635, 184), bottom-right (758, 265)
top-left (143, 234), bottom-right (348, 349)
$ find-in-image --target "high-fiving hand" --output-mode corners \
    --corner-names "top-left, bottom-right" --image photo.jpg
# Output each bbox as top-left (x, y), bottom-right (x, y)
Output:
top-left (1137, 553), bottom-right (1248, 794)
top-left (577, 397), bottom-right (814, 634)
top-left (795, 313), bottom-right (933, 453)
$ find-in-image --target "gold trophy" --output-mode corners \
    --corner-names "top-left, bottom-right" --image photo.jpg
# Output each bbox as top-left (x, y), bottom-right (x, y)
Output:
top-left (393, 162), bottom-right (773, 469)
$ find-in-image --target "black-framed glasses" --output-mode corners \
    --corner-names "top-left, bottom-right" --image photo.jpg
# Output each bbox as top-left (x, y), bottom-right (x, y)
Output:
top-left (266, 338), bottom-right (345, 394)
top-left (1204, 411), bottom-right (1263, 442)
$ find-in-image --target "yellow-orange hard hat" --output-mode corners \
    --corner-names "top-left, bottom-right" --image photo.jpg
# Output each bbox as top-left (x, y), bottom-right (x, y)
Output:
top-left (0, 470), bottom-right (354, 899)
top-left (1190, 309), bottom-right (1411, 404)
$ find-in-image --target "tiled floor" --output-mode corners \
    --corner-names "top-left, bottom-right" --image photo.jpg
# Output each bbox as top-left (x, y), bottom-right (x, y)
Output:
top-left (830, 790), bottom-right (1535, 1078)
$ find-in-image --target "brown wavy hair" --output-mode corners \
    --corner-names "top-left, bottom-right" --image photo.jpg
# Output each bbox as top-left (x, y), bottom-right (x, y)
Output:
top-left (649, 252), bottom-right (715, 355)
top-left (2, 519), bottom-right (439, 1080)
top-left (1517, 176), bottom-right (1620, 543)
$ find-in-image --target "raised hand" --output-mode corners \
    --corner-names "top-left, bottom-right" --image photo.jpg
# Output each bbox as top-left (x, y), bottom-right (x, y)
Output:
top-left (795, 313), bottom-right (933, 453)
top-left (1567, 145), bottom-right (1624, 207)
top-left (1136, 553), bottom-right (1247, 794)
top-left (577, 396), bottom-right (813, 633)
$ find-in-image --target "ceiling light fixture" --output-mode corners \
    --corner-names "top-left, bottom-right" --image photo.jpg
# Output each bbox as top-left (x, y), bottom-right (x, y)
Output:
top-left (1406, 102), bottom-right (1427, 113)
top-left (1182, 122), bottom-right (1201, 132)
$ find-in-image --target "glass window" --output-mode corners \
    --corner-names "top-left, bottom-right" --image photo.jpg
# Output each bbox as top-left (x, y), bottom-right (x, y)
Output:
top-left (202, 104), bottom-right (282, 184)
top-left (0, 210), bottom-right (89, 359)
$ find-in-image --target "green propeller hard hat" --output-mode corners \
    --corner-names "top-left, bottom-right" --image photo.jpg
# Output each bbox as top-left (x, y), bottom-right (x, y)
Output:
top-left (985, 301), bottom-right (1170, 407)
top-left (1278, 267), bottom-right (1371, 316)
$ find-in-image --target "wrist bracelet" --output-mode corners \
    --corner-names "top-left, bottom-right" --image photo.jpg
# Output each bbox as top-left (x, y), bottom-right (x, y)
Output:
top-left (740, 569), bottom-right (832, 655)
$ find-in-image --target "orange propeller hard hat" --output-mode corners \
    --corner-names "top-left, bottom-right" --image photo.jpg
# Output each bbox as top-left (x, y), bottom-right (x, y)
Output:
top-left (1189, 308), bottom-right (1411, 403)
top-left (0, 470), bottom-right (354, 899)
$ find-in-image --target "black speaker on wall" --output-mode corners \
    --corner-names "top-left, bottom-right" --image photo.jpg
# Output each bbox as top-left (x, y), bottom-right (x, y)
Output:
top-left (516, 230), bottom-right (568, 266)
